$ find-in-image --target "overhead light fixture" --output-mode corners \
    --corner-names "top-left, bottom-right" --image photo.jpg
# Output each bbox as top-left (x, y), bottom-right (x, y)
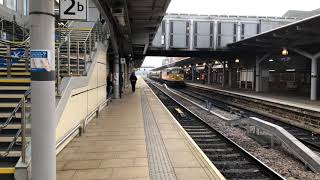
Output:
top-left (282, 48), bottom-right (289, 56)
top-left (196, 64), bottom-right (199, 66)
top-left (203, 63), bottom-right (206, 66)
top-left (214, 60), bottom-right (219, 65)
top-left (235, 59), bottom-right (240, 63)
top-left (286, 69), bottom-right (295, 72)
top-left (269, 59), bottom-right (274, 62)
top-left (269, 70), bottom-right (275, 72)
top-left (189, 65), bottom-right (192, 68)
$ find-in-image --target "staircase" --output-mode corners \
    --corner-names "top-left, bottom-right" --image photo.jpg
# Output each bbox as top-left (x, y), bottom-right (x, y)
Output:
top-left (0, 19), bottom-right (101, 179)
top-left (0, 42), bottom-right (30, 180)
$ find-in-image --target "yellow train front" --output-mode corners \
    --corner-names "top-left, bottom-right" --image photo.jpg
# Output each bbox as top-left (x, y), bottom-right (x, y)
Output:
top-left (149, 67), bottom-right (185, 87)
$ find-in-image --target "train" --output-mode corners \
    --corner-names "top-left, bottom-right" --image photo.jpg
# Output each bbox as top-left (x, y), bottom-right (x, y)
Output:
top-left (148, 67), bottom-right (185, 87)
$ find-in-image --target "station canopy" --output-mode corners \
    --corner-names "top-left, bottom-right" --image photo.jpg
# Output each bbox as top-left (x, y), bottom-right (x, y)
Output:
top-left (95, 0), bottom-right (170, 67)
top-left (228, 14), bottom-right (320, 55)
top-left (153, 14), bottom-right (320, 71)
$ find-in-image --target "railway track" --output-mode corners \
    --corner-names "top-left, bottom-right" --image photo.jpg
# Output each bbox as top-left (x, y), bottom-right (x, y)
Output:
top-left (146, 80), bottom-right (285, 180)
top-left (172, 85), bottom-right (320, 153)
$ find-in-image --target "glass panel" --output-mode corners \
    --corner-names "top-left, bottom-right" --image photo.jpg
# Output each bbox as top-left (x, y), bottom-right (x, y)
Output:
top-left (7, 0), bottom-right (17, 11)
top-left (24, 0), bottom-right (29, 16)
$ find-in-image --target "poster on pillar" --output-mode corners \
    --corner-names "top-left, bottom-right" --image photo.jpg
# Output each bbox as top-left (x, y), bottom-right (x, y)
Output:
top-left (114, 73), bottom-right (119, 85)
top-left (60, 0), bottom-right (88, 20)
top-left (30, 50), bottom-right (51, 72)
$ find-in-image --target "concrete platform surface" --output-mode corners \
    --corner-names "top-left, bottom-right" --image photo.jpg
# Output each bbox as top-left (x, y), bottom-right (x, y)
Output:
top-left (57, 78), bottom-right (224, 180)
top-left (187, 82), bottom-right (320, 112)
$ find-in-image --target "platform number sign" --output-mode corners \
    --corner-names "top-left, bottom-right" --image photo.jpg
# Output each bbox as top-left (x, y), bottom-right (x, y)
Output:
top-left (60, 0), bottom-right (88, 20)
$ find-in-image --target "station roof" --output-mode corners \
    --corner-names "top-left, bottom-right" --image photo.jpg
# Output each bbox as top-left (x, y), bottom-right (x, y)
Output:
top-left (95, 0), bottom-right (170, 67)
top-left (153, 14), bottom-right (320, 71)
top-left (228, 14), bottom-right (320, 55)
top-left (152, 57), bottom-right (214, 71)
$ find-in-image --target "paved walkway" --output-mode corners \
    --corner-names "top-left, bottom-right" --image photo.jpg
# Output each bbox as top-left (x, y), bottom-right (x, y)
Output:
top-left (187, 82), bottom-right (320, 112)
top-left (56, 79), bottom-right (223, 180)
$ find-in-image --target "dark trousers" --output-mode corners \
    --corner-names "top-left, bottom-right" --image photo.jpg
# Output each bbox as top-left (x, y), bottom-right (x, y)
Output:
top-left (131, 82), bottom-right (136, 92)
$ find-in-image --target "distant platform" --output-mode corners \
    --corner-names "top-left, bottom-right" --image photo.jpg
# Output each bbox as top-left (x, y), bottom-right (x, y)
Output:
top-left (186, 82), bottom-right (320, 113)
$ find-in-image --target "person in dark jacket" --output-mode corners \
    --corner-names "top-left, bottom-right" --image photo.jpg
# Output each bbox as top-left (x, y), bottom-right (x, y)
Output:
top-left (119, 72), bottom-right (124, 98)
top-left (129, 72), bottom-right (138, 92)
top-left (107, 74), bottom-right (113, 98)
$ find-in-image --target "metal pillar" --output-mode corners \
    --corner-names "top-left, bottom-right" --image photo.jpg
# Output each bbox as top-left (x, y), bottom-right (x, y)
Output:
top-left (255, 59), bottom-right (260, 92)
top-left (255, 54), bottom-right (271, 92)
top-left (30, 0), bottom-right (56, 179)
top-left (77, 41), bottom-right (80, 75)
top-left (165, 19), bottom-right (170, 50)
top-left (207, 65), bottom-right (211, 84)
top-left (311, 58), bottom-right (318, 101)
top-left (6, 45), bottom-right (11, 78)
top-left (228, 65), bottom-right (232, 88)
top-left (113, 55), bottom-right (120, 99)
top-left (222, 61), bottom-right (226, 87)
top-left (213, 21), bottom-right (218, 50)
top-left (245, 69), bottom-right (249, 89)
top-left (191, 65), bottom-right (195, 82)
top-left (67, 33), bottom-right (71, 76)
top-left (189, 20), bottom-right (194, 50)
top-left (237, 22), bottom-right (241, 41)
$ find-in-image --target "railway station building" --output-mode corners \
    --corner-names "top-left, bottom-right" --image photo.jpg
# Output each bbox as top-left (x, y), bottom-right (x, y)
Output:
top-left (0, 0), bottom-right (319, 180)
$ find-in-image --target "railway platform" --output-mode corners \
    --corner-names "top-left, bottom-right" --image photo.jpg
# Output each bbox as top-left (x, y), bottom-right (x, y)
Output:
top-left (186, 82), bottom-right (320, 112)
top-left (56, 78), bottom-right (223, 180)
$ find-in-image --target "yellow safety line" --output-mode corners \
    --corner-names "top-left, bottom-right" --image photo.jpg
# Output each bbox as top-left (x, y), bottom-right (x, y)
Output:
top-left (0, 168), bottom-right (15, 174)
top-left (0, 79), bottom-right (30, 83)
top-left (0, 72), bottom-right (30, 75)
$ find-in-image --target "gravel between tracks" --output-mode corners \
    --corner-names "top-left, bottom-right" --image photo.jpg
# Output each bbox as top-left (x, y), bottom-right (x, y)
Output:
top-left (159, 85), bottom-right (320, 180)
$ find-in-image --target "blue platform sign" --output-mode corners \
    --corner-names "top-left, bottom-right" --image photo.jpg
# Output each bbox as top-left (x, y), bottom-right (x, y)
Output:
top-left (30, 50), bottom-right (51, 72)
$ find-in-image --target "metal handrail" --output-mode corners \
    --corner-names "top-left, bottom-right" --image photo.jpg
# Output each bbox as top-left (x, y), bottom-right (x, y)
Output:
top-left (82, 20), bottom-right (99, 46)
top-left (0, 17), bottom-right (30, 44)
top-left (0, 89), bottom-right (31, 131)
top-left (0, 88), bottom-right (30, 160)
top-left (0, 128), bottom-right (22, 158)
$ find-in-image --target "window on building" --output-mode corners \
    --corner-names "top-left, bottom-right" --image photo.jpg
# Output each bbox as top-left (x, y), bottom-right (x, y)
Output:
top-left (24, 0), bottom-right (29, 16)
top-left (7, 0), bottom-right (17, 11)
top-left (0, 0), bottom-right (3, 5)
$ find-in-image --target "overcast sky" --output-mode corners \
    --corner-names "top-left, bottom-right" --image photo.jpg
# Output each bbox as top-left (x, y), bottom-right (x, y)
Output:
top-left (166, 0), bottom-right (318, 16)
top-left (142, 0), bottom-right (320, 68)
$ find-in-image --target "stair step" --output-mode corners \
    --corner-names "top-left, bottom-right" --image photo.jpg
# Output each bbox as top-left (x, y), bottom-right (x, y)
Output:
top-left (0, 136), bottom-right (31, 142)
top-left (1, 123), bottom-right (31, 130)
top-left (0, 151), bottom-right (21, 157)
top-left (0, 86), bottom-right (29, 90)
top-left (0, 72), bottom-right (30, 76)
top-left (0, 103), bottom-right (30, 108)
top-left (0, 167), bottom-right (15, 174)
top-left (0, 79), bottom-right (30, 83)
top-left (0, 94), bottom-right (24, 98)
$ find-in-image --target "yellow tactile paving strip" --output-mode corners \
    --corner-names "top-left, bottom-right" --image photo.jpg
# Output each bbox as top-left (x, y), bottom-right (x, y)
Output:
top-left (57, 78), bottom-right (224, 180)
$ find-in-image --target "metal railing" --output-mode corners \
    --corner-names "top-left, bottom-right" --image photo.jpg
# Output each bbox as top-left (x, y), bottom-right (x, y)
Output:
top-left (0, 16), bottom-right (29, 42)
top-left (0, 89), bottom-right (31, 163)
top-left (55, 20), bottom-right (105, 95)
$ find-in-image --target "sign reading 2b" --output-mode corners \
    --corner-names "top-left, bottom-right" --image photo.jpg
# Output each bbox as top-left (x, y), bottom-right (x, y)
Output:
top-left (60, 0), bottom-right (88, 20)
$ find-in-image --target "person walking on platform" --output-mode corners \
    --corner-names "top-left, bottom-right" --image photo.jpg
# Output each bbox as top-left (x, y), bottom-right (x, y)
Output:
top-left (107, 74), bottom-right (113, 98)
top-left (200, 72), bottom-right (206, 84)
top-left (119, 72), bottom-right (124, 98)
top-left (130, 72), bottom-right (138, 93)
